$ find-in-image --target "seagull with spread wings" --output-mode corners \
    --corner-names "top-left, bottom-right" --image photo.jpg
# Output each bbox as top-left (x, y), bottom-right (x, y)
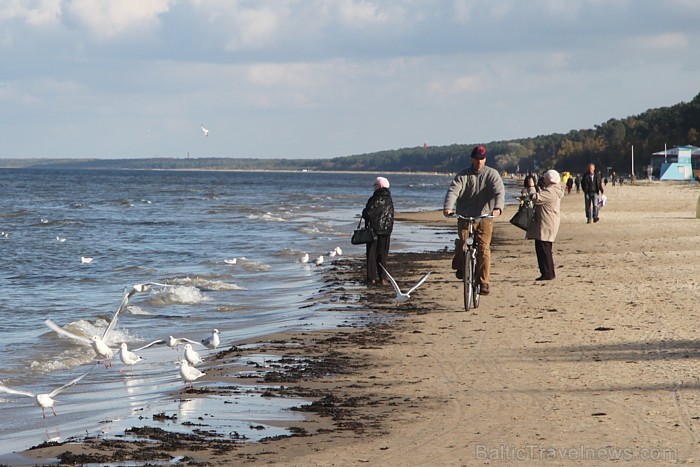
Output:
top-left (45, 289), bottom-right (130, 368)
top-left (379, 264), bottom-right (431, 303)
top-left (0, 366), bottom-right (95, 418)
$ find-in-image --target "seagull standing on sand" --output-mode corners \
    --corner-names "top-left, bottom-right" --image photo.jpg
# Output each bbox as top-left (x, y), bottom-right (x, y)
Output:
top-left (379, 264), bottom-right (431, 303)
top-left (45, 289), bottom-right (130, 367)
top-left (201, 329), bottom-right (220, 351)
top-left (183, 343), bottom-right (204, 366)
top-left (200, 124), bottom-right (209, 137)
top-left (118, 340), bottom-right (164, 372)
top-left (315, 255), bottom-right (324, 266)
top-left (178, 359), bottom-right (205, 390)
top-left (0, 366), bottom-right (94, 418)
top-left (334, 247), bottom-right (343, 256)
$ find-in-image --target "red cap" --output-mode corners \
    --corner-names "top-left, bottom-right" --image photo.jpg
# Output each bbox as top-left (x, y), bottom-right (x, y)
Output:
top-left (471, 146), bottom-right (486, 159)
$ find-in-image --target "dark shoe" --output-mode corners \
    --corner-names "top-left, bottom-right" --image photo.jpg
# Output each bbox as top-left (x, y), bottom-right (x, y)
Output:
top-left (593, 217), bottom-right (600, 223)
top-left (479, 283), bottom-right (490, 295)
top-left (536, 276), bottom-right (554, 281)
top-left (455, 270), bottom-right (464, 280)
top-left (587, 219), bottom-right (591, 224)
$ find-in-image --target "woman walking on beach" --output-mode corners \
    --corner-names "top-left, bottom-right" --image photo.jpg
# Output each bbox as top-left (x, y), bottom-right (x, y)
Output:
top-left (526, 169), bottom-right (564, 281)
top-left (362, 177), bottom-right (394, 286)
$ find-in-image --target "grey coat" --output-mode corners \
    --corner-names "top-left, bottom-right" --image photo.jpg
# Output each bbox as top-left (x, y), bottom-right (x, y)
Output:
top-left (443, 166), bottom-right (505, 217)
top-left (526, 183), bottom-right (564, 242)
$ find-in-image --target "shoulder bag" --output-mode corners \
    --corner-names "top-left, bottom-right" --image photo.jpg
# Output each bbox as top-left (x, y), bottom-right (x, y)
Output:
top-left (509, 199), bottom-right (535, 231)
top-left (351, 217), bottom-right (376, 245)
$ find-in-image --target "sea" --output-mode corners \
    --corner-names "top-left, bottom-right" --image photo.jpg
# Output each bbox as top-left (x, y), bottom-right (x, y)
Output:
top-left (0, 168), bottom-right (520, 458)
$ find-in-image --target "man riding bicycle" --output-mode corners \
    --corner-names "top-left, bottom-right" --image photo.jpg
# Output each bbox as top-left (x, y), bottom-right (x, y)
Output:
top-left (443, 146), bottom-right (505, 295)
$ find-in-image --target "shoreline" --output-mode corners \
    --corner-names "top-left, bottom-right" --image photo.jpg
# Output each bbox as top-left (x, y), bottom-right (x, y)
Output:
top-left (20, 181), bottom-right (700, 465)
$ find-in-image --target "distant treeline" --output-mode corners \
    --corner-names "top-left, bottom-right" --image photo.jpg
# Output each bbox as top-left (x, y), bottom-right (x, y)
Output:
top-left (4, 92), bottom-right (699, 176)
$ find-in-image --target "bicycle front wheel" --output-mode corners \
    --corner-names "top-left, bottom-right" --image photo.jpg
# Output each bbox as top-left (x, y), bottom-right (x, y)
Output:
top-left (464, 249), bottom-right (473, 311)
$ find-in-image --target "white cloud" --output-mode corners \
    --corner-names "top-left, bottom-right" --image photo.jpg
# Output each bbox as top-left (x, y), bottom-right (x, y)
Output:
top-left (0, 0), bottom-right (62, 27)
top-left (223, 6), bottom-right (282, 51)
top-left (637, 32), bottom-right (689, 50)
top-left (66, 0), bottom-right (175, 39)
top-left (428, 73), bottom-right (486, 99)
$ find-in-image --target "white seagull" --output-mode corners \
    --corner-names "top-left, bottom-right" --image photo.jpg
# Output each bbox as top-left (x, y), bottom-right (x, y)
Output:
top-left (167, 335), bottom-right (201, 351)
top-left (200, 124), bottom-right (209, 137)
top-left (379, 264), bottom-right (431, 304)
top-left (80, 256), bottom-right (93, 264)
top-left (315, 255), bottom-right (324, 266)
top-left (224, 258), bottom-right (237, 265)
top-left (334, 246), bottom-right (343, 256)
top-left (201, 329), bottom-right (220, 351)
top-left (178, 359), bottom-right (205, 390)
top-left (45, 289), bottom-right (130, 368)
top-left (128, 281), bottom-right (172, 298)
top-left (118, 340), bottom-right (164, 372)
top-left (183, 343), bottom-right (203, 366)
top-left (0, 366), bottom-right (94, 418)
top-left (300, 253), bottom-right (310, 263)
top-left (56, 236), bottom-right (67, 242)
top-left (1, 232), bottom-right (9, 238)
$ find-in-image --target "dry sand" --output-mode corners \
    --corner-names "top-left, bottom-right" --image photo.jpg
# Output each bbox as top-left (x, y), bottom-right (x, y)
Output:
top-left (22, 181), bottom-right (700, 466)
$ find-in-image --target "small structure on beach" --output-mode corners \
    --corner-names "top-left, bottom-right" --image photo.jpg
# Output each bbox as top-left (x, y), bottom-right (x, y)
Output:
top-left (650, 145), bottom-right (700, 180)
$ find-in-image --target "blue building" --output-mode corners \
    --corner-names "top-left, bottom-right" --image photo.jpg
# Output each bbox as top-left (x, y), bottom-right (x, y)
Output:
top-left (650, 145), bottom-right (700, 181)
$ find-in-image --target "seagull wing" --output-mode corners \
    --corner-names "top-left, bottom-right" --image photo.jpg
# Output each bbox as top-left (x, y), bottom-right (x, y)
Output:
top-left (0, 384), bottom-right (35, 398)
top-left (44, 319), bottom-right (92, 345)
top-left (379, 264), bottom-right (402, 295)
top-left (180, 337), bottom-right (204, 346)
top-left (103, 288), bottom-right (130, 340)
top-left (406, 272), bottom-right (432, 296)
top-left (132, 339), bottom-right (165, 352)
top-left (49, 366), bottom-right (95, 397)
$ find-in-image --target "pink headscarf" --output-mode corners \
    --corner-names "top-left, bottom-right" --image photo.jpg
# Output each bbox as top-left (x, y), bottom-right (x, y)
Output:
top-left (374, 176), bottom-right (390, 189)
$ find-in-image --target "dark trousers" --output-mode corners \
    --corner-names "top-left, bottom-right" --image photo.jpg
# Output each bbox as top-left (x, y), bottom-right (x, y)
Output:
top-left (534, 240), bottom-right (555, 279)
top-left (366, 234), bottom-right (390, 282)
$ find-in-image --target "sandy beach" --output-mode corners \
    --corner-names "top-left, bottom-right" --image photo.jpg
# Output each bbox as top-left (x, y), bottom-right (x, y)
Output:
top-left (21, 180), bottom-right (700, 466)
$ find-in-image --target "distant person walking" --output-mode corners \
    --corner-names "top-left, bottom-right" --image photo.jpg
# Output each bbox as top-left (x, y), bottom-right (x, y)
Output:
top-left (362, 177), bottom-right (394, 286)
top-left (581, 163), bottom-right (604, 223)
top-left (526, 170), bottom-right (564, 280)
top-left (574, 175), bottom-right (581, 193)
top-left (565, 176), bottom-right (573, 194)
top-left (443, 146), bottom-right (505, 295)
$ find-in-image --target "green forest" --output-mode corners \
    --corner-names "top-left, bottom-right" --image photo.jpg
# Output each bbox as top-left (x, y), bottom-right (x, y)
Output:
top-left (5, 91), bottom-right (699, 176)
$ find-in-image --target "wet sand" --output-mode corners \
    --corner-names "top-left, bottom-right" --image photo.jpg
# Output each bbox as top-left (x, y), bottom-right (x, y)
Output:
top-left (21, 181), bottom-right (700, 465)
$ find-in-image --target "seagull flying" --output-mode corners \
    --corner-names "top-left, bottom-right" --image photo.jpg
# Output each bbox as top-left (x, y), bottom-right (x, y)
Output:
top-left (0, 366), bottom-right (94, 418)
top-left (45, 289), bottom-right (130, 367)
top-left (379, 264), bottom-right (431, 303)
top-left (178, 359), bottom-right (205, 390)
top-left (200, 124), bottom-right (209, 137)
top-left (167, 335), bottom-right (201, 351)
top-left (128, 282), bottom-right (172, 298)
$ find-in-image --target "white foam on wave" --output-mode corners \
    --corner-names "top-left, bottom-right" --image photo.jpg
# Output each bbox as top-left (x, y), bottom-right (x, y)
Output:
top-left (125, 304), bottom-right (154, 315)
top-left (171, 277), bottom-right (245, 292)
top-left (246, 212), bottom-right (287, 222)
top-left (147, 284), bottom-right (210, 305)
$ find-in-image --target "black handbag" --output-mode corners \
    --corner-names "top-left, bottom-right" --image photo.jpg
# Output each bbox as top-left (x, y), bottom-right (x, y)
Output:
top-left (351, 218), bottom-right (376, 245)
top-left (509, 200), bottom-right (535, 231)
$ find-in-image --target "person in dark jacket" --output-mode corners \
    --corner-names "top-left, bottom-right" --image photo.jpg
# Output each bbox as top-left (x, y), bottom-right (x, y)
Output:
top-left (580, 163), bottom-right (604, 223)
top-left (362, 176), bottom-right (394, 286)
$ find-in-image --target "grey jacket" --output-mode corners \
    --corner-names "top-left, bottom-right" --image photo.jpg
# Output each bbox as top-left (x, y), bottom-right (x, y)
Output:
top-left (443, 166), bottom-right (505, 217)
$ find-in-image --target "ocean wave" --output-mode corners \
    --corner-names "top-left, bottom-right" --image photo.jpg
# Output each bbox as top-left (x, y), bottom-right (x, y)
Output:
top-left (246, 212), bottom-right (287, 222)
top-left (146, 284), bottom-right (210, 305)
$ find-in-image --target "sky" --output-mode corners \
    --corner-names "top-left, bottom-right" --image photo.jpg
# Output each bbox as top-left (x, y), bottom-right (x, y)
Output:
top-left (1, 0), bottom-right (699, 160)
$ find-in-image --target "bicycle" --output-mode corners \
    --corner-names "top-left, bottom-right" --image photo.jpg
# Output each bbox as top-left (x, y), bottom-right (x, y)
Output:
top-left (453, 214), bottom-right (493, 311)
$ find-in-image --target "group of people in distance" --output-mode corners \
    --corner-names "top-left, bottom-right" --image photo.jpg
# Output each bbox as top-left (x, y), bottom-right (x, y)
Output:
top-left (359, 146), bottom-right (606, 298)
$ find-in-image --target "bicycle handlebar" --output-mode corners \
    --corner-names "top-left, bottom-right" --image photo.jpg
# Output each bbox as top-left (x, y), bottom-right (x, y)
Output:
top-left (449, 214), bottom-right (495, 221)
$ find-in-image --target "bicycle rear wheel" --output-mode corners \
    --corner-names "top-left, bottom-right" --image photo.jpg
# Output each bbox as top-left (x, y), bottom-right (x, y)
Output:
top-left (472, 260), bottom-right (481, 309)
top-left (464, 249), bottom-right (473, 311)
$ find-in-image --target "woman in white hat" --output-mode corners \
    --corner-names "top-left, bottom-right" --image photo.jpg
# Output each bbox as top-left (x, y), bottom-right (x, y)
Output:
top-left (526, 169), bottom-right (564, 281)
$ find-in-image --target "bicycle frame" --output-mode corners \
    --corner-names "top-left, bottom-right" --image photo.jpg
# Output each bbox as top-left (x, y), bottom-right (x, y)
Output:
top-left (455, 214), bottom-right (493, 311)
